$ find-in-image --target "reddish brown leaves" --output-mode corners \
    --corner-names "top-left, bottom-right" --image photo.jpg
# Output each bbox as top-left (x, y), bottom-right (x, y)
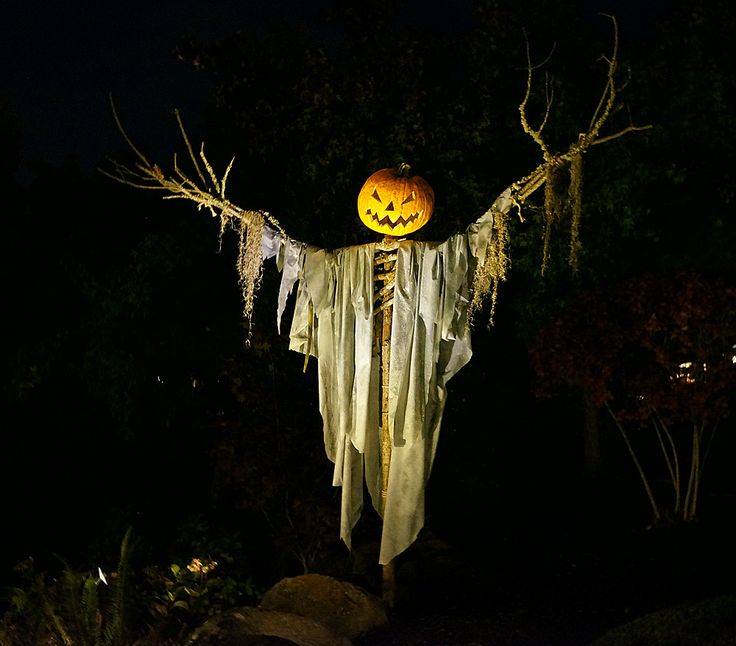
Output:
top-left (530, 272), bottom-right (736, 427)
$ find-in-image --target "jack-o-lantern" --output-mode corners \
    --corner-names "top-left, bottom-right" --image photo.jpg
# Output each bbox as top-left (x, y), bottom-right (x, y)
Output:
top-left (357, 162), bottom-right (435, 236)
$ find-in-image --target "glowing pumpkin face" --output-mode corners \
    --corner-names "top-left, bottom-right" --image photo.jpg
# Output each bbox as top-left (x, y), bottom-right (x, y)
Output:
top-left (357, 163), bottom-right (435, 236)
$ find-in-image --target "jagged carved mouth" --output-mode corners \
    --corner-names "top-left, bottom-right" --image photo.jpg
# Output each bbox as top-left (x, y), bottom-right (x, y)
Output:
top-left (365, 209), bottom-right (425, 228)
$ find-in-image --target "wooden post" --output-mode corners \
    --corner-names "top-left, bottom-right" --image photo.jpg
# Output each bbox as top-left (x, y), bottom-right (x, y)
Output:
top-left (380, 275), bottom-right (395, 607)
top-left (374, 236), bottom-right (398, 607)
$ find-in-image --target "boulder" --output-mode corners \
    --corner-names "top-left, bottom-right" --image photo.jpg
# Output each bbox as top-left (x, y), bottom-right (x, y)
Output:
top-left (591, 595), bottom-right (736, 646)
top-left (259, 573), bottom-right (389, 640)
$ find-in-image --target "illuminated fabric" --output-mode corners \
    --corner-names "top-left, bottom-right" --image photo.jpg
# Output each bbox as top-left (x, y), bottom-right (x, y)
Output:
top-left (262, 189), bottom-right (513, 564)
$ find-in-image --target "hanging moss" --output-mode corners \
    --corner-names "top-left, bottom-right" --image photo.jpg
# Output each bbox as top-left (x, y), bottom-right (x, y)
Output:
top-left (469, 204), bottom-right (511, 328)
top-left (233, 214), bottom-right (265, 344)
top-left (567, 152), bottom-right (583, 271)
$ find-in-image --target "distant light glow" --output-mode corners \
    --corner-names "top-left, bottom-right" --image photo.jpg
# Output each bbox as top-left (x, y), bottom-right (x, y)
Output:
top-left (674, 361), bottom-right (696, 384)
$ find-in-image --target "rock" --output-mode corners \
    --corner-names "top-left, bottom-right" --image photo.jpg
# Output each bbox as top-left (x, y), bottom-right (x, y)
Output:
top-left (259, 573), bottom-right (389, 640)
top-left (186, 606), bottom-right (352, 646)
top-left (590, 595), bottom-right (736, 646)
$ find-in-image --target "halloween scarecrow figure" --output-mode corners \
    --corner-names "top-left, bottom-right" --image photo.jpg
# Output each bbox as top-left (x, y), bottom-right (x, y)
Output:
top-left (260, 162), bottom-right (513, 573)
top-left (103, 14), bottom-right (649, 605)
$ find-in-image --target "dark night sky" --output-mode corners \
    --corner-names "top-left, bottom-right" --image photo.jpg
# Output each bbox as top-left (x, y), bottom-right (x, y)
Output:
top-left (2, 0), bottom-right (668, 185)
top-left (2, 1), bottom-right (329, 181)
top-left (1, 0), bottom-right (479, 184)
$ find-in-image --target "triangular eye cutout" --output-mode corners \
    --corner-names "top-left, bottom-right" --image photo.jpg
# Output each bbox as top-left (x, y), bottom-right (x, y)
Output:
top-left (401, 191), bottom-right (416, 205)
top-left (371, 188), bottom-right (382, 202)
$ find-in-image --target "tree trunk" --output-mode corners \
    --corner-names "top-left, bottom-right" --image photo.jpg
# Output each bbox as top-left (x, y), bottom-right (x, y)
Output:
top-left (581, 392), bottom-right (602, 478)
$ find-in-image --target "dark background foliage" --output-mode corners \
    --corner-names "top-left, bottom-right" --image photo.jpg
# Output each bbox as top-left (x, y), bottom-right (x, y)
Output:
top-left (2, 0), bottom-right (735, 629)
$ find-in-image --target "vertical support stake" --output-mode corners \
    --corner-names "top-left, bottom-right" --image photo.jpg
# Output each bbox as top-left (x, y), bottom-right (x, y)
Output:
top-left (375, 236), bottom-right (398, 607)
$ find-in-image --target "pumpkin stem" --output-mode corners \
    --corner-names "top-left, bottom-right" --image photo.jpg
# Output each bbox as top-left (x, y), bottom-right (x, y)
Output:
top-left (396, 162), bottom-right (411, 178)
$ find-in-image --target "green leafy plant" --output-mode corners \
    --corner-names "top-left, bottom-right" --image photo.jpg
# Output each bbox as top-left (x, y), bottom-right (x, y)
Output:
top-left (135, 515), bottom-right (260, 642)
top-left (143, 557), bottom-right (241, 624)
top-left (0, 527), bottom-right (133, 646)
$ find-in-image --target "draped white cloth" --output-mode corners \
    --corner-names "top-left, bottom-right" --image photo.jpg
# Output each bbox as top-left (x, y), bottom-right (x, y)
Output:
top-left (262, 189), bottom-right (513, 564)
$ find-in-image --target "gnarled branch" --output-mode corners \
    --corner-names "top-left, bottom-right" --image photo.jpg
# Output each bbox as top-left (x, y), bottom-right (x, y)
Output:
top-left (512, 14), bottom-right (651, 273)
top-left (100, 95), bottom-right (285, 342)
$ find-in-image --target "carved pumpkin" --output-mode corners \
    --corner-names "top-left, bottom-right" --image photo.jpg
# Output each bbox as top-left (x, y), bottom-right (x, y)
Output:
top-left (357, 162), bottom-right (435, 236)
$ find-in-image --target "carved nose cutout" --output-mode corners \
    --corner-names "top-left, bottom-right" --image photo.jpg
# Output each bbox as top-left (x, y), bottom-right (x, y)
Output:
top-left (385, 201), bottom-right (395, 211)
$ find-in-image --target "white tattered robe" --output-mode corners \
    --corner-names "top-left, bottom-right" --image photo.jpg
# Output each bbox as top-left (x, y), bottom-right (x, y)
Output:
top-left (262, 189), bottom-right (513, 565)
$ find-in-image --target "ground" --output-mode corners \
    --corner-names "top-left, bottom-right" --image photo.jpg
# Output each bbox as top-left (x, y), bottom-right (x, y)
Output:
top-left (350, 503), bottom-right (736, 645)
